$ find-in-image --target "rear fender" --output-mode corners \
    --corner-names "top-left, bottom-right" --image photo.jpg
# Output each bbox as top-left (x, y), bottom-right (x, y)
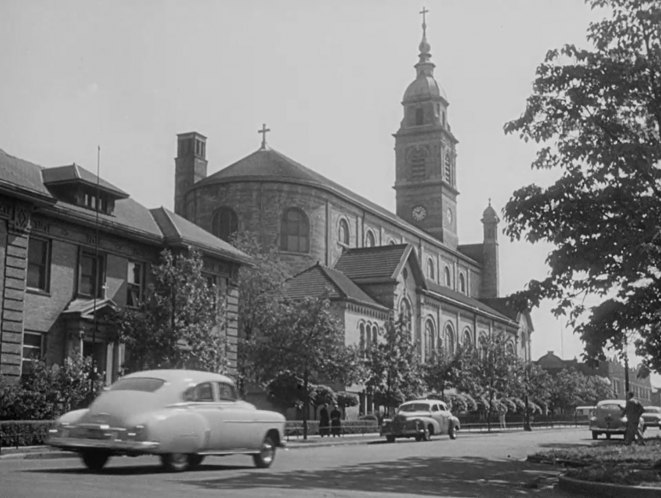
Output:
top-left (145, 408), bottom-right (207, 454)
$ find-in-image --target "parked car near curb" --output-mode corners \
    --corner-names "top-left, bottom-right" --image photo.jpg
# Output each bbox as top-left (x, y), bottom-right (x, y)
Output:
top-left (380, 399), bottom-right (460, 442)
top-left (47, 369), bottom-right (286, 472)
top-left (589, 399), bottom-right (645, 440)
top-left (642, 406), bottom-right (661, 429)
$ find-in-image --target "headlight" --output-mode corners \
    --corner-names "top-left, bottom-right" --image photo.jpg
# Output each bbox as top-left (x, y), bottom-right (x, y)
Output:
top-left (48, 422), bottom-right (72, 437)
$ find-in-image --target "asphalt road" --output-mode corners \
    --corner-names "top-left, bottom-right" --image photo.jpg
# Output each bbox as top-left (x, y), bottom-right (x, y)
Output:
top-left (2, 427), bottom-right (591, 498)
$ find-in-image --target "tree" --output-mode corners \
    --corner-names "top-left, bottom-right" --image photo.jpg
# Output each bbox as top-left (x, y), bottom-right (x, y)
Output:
top-left (116, 249), bottom-right (229, 373)
top-left (243, 296), bottom-right (363, 439)
top-left (422, 345), bottom-right (467, 398)
top-left (458, 334), bottom-right (521, 430)
top-left (231, 232), bottom-right (289, 391)
top-left (502, 0), bottom-right (661, 371)
top-left (363, 316), bottom-right (424, 415)
top-left (265, 370), bottom-right (314, 414)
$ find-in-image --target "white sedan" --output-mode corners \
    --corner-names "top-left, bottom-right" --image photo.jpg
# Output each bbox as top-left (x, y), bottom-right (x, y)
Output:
top-left (47, 369), bottom-right (286, 472)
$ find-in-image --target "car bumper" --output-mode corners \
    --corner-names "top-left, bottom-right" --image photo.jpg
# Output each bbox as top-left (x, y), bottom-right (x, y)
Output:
top-left (589, 426), bottom-right (626, 434)
top-left (47, 436), bottom-right (160, 453)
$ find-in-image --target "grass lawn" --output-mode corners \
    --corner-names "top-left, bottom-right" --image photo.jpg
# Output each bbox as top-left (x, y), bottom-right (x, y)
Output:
top-left (529, 434), bottom-right (661, 487)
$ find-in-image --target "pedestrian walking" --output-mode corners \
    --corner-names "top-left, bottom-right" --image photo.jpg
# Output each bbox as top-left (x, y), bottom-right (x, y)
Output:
top-left (623, 391), bottom-right (645, 445)
top-left (319, 403), bottom-right (330, 437)
top-left (330, 404), bottom-right (342, 437)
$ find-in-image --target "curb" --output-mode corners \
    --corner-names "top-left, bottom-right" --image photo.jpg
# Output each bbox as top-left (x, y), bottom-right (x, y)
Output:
top-left (0, 435), bottom-right (384, 461)
top-left (558, 474), bottom-right (661, 498)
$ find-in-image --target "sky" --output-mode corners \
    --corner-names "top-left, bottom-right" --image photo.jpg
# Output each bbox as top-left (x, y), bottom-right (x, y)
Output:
top-left (1, 1), bottom-right (652, 383)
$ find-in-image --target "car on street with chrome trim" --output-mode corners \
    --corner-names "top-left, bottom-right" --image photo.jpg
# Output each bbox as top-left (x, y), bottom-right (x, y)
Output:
top-left (47, 369), bottom-right (286, 471)
top-left (589, 399), bottom-right (645, 439)
top-left (642, 406), bottom-right (661, 430)
top-left (380, 399), bottom-right (460, 442)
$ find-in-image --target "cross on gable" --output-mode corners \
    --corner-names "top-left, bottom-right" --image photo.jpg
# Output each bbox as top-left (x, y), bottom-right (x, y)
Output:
top-left (258, 123), bottom-right (271, 149)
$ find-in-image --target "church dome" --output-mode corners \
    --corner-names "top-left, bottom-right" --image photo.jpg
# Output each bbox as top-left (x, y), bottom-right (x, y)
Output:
top-left (403, 75), bottom-right (447, 103)
top-left (482, 202), bottom-right (500, 223)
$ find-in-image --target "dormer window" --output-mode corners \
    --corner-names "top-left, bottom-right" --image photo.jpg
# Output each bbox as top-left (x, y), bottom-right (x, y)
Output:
top-left (42, 163), bottom-right (128, 216)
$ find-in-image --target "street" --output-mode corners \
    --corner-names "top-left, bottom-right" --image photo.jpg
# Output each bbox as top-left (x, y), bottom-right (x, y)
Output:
top-left (1, 427), bottom-right (591, 497)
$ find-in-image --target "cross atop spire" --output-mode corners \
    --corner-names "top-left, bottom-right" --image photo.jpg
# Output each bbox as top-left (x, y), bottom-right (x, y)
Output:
top-left (419, 6), bottom-right (429, 28)
top-left (258, 123), bottom-right (271, 149)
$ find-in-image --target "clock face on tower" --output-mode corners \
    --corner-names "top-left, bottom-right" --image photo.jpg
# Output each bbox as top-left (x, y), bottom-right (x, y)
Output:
top-left (412, 205), bottom-right (427, 221)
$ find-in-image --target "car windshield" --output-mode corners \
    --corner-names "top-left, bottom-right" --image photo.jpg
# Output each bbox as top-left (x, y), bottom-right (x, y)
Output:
top-left (109, 377), bottom-right (165, 392)
top-left (399, 403), bottom-right (430, 412)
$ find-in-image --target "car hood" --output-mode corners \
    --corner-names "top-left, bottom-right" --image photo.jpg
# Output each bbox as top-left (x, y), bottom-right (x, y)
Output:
top-left (80, 390), bottom-right (163, 426)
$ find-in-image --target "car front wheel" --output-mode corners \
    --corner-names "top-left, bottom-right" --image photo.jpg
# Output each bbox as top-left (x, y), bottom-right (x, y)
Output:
top-left (449, 424), bottom-right (457, 440)
top-left (160, 453), bottom-right (191, 472)
top-left (592, 431), bottom-right (598, 440)
top-left (81, 450), bottom-right (110, 471)
top-left (386, 435), bottom-right (395, 443)
top-left (253, 434), bottom-right (276, 468)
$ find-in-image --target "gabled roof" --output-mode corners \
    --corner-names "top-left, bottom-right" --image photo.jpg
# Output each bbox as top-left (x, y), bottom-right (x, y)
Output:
top-left (481, 297), bottom-right (534, 331)
top-left (42, 164), bottom-right (129, 198)
top-left (149, 207), bottom-right (252, 265)
top-left (457, 243), bottom-right (483, 265)
top-left (62, 297), bottom-right (119, 319)
top-left (0, 148), bottom-right (251, 266)
top-left (0, 149), bottom-right (54, 204)
top-left (334, 244), bottom-right (425, 286)
top-left (425, 281), bottom-right (518, 326)
top-left (282, 263), bottom-right (388, 311)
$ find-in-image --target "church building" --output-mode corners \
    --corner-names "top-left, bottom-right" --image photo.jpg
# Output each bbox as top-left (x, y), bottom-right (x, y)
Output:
top-left (174, 16), bottom-right (533, 413)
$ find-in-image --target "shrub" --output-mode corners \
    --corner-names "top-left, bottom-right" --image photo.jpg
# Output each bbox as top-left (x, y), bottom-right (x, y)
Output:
top-left (0, 420), bottom-right (54, 448)
top-left (0, 356), bottom-right (101, 421)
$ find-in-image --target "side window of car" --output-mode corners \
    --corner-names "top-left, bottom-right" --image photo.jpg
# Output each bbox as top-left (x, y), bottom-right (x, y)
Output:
top-left (184, 382), bottom-right (215, 402)
top-left (217, 382), bottom-right (237, 401)
top-left (432, 404), bottom-right (439, 412)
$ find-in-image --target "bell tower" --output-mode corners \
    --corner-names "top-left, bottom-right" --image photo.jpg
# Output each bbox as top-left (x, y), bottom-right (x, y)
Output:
top-left (394, 8), bottom-right (459, 248)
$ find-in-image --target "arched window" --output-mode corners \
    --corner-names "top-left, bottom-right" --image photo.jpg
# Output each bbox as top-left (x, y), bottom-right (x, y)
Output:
top-left (506, 341), bottom-right (515, 356)
top-left (338, 218), bottom-right (349, 245)
top-left (280, 208), bottom-right (309, 253)
top-left (359, 323), bottom-right (365, 352)
top-left (365, 230), bottom-right (376, 247)
top-left (365, 323), bottom-right (371, 350)
top-left (424, 319), bottom-right (435, 360)
top-left (444, 324), bottom-right (455, 355)
top-left (371, 324), bottom-right (378, 345)
top-left (212, 207), bottom-right (238, 242)
top-left (478, 333), bottom-right (488, 360)
top-left (444, 266), bottom-right (452, 287)
top-left (399, 298), bottom-right (412, 331)
top-left (426, 258), bottom-right (435, 281)
top-left (459, 273), bottom-right (466, 294)
top-left (388, 239), bottom-right (397, 245)
top-left (462, 329), bottom-right (472, 350)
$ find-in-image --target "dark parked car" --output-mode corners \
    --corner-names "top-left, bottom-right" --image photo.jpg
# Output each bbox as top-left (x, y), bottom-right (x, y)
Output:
top-left (380, 399), bottom-right (459, 442)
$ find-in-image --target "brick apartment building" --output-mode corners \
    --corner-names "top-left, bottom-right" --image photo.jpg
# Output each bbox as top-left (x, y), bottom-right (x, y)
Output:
top-left (0, 148), bottom-right (251, 384)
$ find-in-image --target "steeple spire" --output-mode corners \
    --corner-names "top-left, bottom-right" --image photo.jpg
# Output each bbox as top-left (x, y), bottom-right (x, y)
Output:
top-left (416, 7), bottom-right (434, 76)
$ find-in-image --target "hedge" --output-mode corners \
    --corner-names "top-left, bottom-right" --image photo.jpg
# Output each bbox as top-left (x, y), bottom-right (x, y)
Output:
top-left (1, 420), bottom-right (55, 448)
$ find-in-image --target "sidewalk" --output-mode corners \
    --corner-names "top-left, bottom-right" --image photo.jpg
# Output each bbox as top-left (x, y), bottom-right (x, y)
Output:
top-left (0, 432), bottom-right (384, 460)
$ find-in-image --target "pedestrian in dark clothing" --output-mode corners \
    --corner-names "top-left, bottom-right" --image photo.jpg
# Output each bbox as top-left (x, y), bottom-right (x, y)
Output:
top-left (330, 404), bottom-right (342, 437)
top-left (623, 391), bottom-right (645, 445)
top-left (319, 403), bottom-right (330, 437)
